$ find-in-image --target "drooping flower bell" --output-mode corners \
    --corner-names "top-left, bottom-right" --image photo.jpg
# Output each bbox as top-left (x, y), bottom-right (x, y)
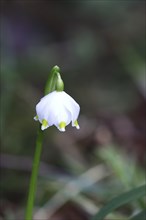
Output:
top-left (34, 66), bottom-right (80, 132)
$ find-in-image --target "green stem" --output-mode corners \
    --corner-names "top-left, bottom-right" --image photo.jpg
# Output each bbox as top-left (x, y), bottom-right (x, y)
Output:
top-left (25, 66), bottom-right (61, 219)
top-left (25, 128), bottom-right (43, 220)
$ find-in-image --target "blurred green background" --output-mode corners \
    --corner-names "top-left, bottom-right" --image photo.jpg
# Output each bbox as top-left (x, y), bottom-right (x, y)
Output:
top-left (0, 1), bottom-right (145, 220)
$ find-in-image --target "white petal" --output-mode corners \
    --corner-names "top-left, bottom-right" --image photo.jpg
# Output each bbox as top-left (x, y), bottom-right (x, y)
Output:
top-left (41, 119), bottom-right (49, 130)
top-left (36, 93), bottom-right (55, 125)
top-left (35, 91), bottom-right (80, 131)
top-left (34, 115), bottom-right (39, 121)
top-left (47, 102), bottom-right (71, 127)
top-left (58, 126), bottom-right (66, 132)
top-left (61, 92), bottom-right (80, 123)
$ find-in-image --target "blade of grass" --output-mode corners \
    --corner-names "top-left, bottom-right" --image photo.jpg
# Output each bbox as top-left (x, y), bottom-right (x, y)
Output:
top-left (91, 185), bottom-right (146, 220)
top-left (130, 210), bottom-right (146, 220)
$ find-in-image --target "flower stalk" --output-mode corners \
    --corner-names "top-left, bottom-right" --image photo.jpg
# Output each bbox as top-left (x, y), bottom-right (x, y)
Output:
top-left (25, 127), bottom-right (43, 220)
top-left (25, 65), bottom-right (80, 219)
top-left (25, 66), bottom-right (60, 220)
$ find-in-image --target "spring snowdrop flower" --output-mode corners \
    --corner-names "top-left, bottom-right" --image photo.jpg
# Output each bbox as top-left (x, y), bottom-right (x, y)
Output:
top-left (34, 91), bottom-right (80, 132)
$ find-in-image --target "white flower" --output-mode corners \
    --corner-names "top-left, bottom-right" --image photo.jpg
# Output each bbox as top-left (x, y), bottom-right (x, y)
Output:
top-left (34, 91), bottom-right (80, 132)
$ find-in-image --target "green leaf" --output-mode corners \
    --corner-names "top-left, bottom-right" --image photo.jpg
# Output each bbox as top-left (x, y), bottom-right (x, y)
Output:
top-left (130, 210), bottom-right (146, 220)
top-left (91, 185), bottom-right (146, 220)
